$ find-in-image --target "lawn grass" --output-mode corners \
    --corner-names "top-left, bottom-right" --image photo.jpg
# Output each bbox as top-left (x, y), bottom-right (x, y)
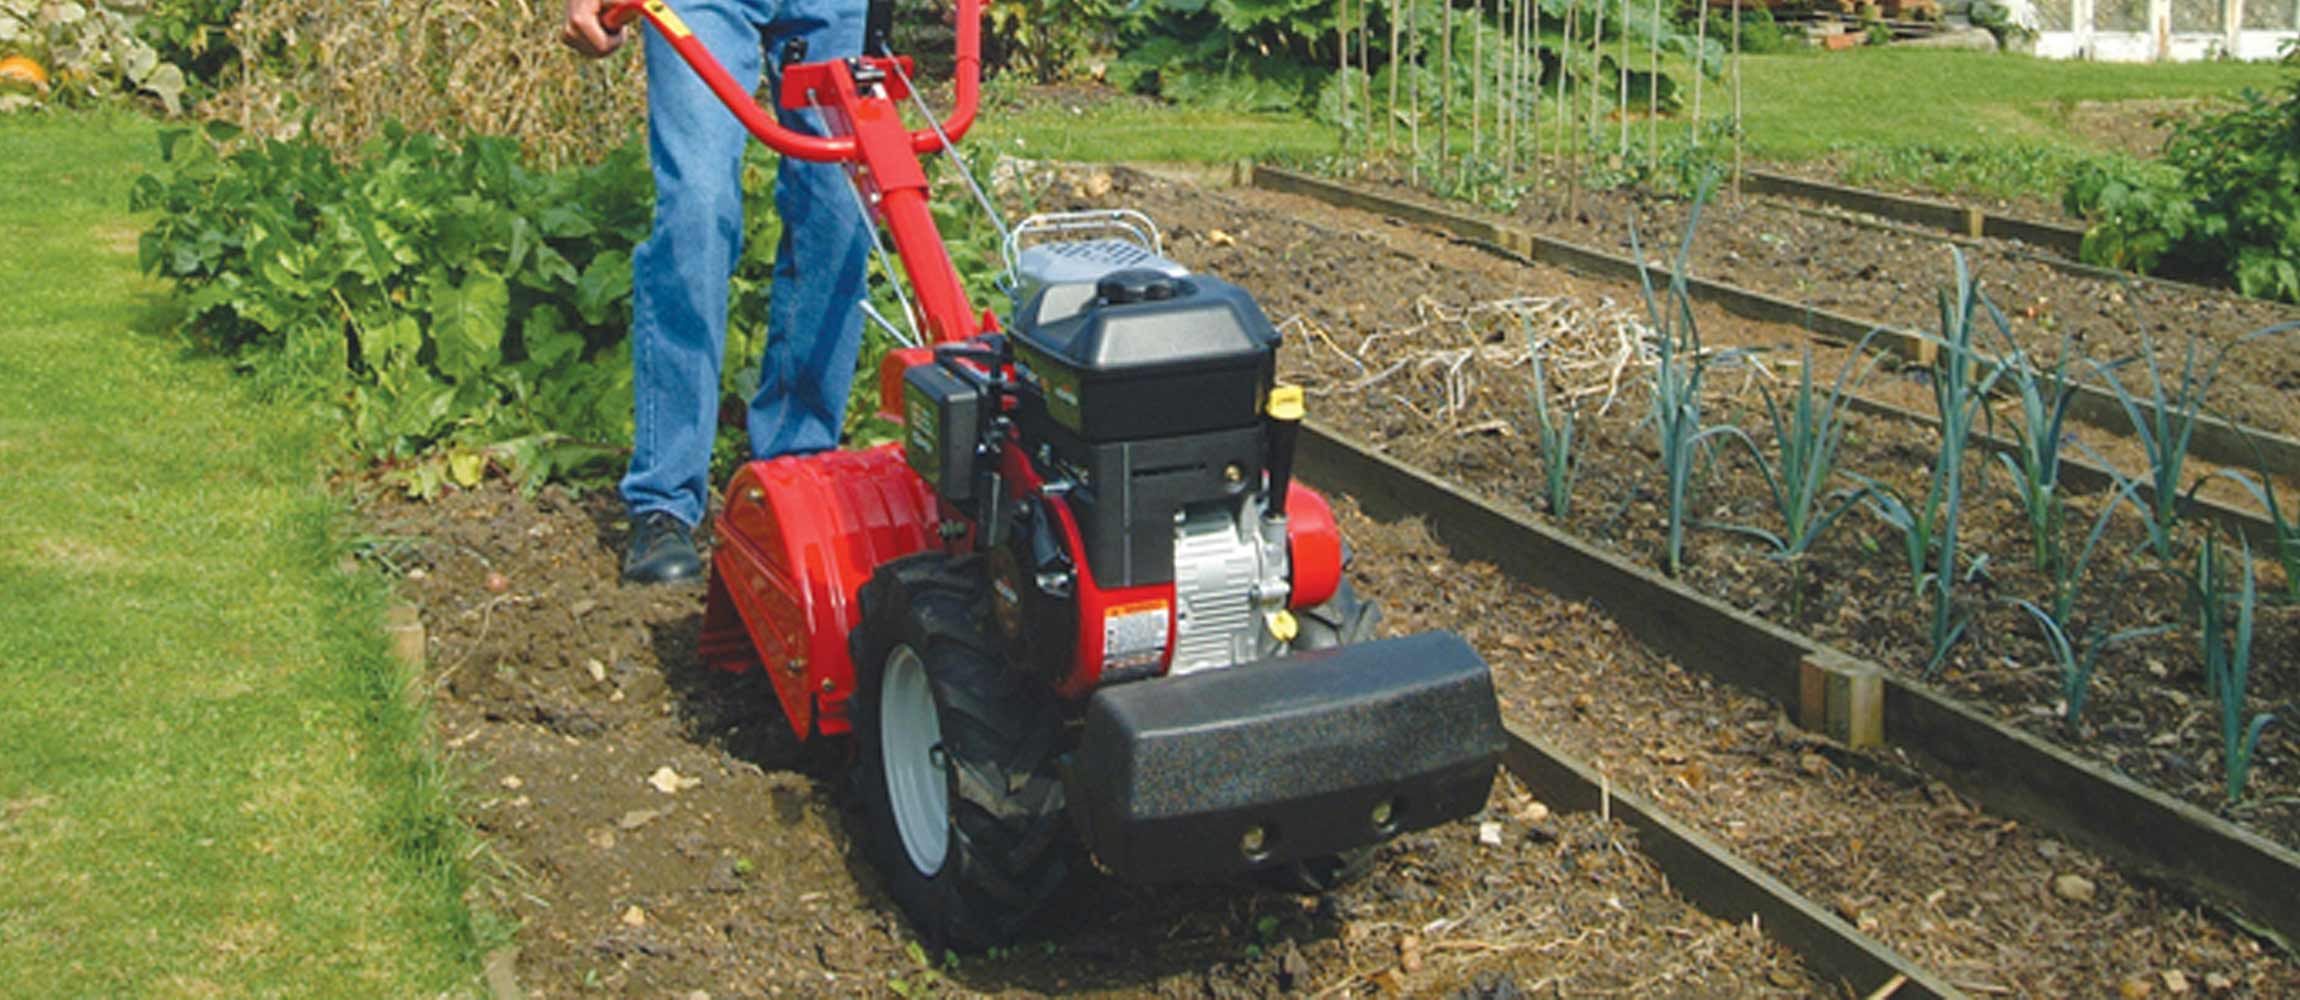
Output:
top-left (1737, 48), bottom-right (2288, 159)
top-left (984, 99), bottom-right (1341, 163)
top-left (0, 110), bottom-right (482, 995)
top-left (1100, 46), bottom-right (2288, 199)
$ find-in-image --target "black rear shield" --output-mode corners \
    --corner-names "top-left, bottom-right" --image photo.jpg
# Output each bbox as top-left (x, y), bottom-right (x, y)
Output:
top-left (1068, 631), bottom-right (1504, 881)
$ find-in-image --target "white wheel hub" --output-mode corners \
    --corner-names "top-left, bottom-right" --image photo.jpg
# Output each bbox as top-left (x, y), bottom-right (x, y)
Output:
top-left (879, 645), bottom-right (950, 877)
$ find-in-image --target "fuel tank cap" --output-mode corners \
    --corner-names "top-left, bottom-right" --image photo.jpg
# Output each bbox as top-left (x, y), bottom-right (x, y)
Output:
top-left (1094, 268), bottom-right (1186, 305)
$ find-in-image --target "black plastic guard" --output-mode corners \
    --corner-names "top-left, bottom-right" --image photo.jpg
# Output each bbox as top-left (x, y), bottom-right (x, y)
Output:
top-left (1069, 631), bottom-right (1504, 881)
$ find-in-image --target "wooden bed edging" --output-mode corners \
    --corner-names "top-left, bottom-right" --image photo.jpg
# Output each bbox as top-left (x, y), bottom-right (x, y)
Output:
top-left (1741, 169), bottom-right (2087, 259)
top-left (1247, 164), bottom-right (2300, 487)
top-left (1297, 420), bottom-right (2300, 948)
top-left (1499, 725), bottom-right (1961, 999)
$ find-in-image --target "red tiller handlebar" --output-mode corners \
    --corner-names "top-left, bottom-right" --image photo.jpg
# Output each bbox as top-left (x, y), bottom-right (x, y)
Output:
top-left (600, 0), bottom-right (981, 163)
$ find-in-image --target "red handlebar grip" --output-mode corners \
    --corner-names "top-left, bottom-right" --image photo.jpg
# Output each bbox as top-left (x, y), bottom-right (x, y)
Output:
top-left (600, 0), bottom-right (643, 32)
top-left (604, 0), bottom-right (981, 163)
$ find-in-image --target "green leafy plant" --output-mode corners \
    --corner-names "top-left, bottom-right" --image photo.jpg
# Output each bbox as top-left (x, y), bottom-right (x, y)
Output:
top-left (1847, 142), bottom-right (2117, 203)
top-left (0, 0), bottom-right (188, 112)
top-left (2086, 324), bottom-right (2294, 561)
top-left (2045, 479), bottom-right (2146, 627)
top-left (1525, 322), bottom-right (1578, 518)
top-left (1988, 331), bottom-right (2079, 573)
top-left (1632, 188), bottom-right (1741, 578)
top-left (2010, 600), bottom-right (2169, 725)
top-left (1860, 252), bottom-right (2006, 675)
top-left (134, 0), bottom-right (238, 89)
top-left (133, 124), bottom-right (768, 494)
top-left (2066, 73), bottom-right (2300, 303)
top-left (2214, 468), bottom-right (2300, 604)
top-left (2194, 534), bottom-right (2275, 803)
top-left (1719, 337), bottom-right (1882, 608)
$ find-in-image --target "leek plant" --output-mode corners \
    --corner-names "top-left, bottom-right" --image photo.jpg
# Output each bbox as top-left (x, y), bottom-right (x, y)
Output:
top-left (1881, 252), bottom-right (2008, 676)
top-left (2011, 600), bottom-right (2171, 725)
top-left (1721, 338), bottom-right (1882, 609)
top-left (1632, 188), bottom-right (1741, 578)
top-left (2047, 479), bottom-right (2147, 626)
top-left (1527, 324), bottom-right (1579, 518)
top-left (1988, 331), bottom-right (2079, 573)
top-left (2195, 535), bottom-right (2276, 803)
top-left (2088, 322), bottom-right (2299, 562)
top-left (2215, 468), bottom-right (2300, 604)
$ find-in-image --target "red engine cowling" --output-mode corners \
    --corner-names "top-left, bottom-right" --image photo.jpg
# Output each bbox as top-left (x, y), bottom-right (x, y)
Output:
top-left (701, 444), bottom-right (940, 737)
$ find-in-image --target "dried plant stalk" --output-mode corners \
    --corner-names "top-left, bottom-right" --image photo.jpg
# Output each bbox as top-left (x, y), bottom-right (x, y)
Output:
top-left (218, 0), bottom-right (648, 165)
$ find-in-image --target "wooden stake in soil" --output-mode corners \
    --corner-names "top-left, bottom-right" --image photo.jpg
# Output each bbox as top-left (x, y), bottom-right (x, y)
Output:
top-left (1472, 0), bottom-right (1484, 161)
top-left (1617, 0), bottom-right (1631, 159)
top-left (1339, 0), bottom-right (1352, 141)
top-left (1646, 0), bottom-right (1660, 172)
top-left (1363, 1), bottom-right (1376, 149)
top-left (1410, 0), bottom-right (1423, 182)
top-left (1529, 0), bottom-right (1542, 204)
top-left (1691, 0), bottom-right (1707, 145)
top-left (1389, 0), bottom-right (1404, 149)
top-left (1565, 0), bottom-right (1583, 214)
top-left (1591, 0), bottom-right (1610, 178)
top-left (1441, 0), bottom-right (1453, 170)
top-left (1732, 0), bottom-right (1744, 193)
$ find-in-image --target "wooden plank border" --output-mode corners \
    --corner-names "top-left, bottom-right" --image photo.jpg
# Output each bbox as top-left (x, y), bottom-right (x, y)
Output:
top-left (1499, 725), bottom-right (1961, 999)
top-left (1246, 164), bottom-right (2300, 489)
top-left (1743, 169), bottom-right (2084, 258)
top-left (1296, 420), bottom-right (2300, 948)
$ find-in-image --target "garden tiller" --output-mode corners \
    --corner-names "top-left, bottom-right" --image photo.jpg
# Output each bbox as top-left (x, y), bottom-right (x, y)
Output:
top-left (603, 0), bottom-right (1505, 947)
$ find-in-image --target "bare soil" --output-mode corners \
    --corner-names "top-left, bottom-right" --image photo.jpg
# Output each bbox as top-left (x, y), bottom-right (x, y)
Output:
top-left (1030, 167), bottom-right (2299, 851)
top-left (356, 480), bottom-right (1815, 997)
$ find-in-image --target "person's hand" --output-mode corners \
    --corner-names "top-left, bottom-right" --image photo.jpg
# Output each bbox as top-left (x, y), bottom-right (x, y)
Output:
top-left (562, 0), bottom-right (626, 58)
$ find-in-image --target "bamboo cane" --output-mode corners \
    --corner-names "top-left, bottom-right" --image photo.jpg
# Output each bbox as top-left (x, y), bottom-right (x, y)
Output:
top-left (1390, 0), bottom-right (1404, 148)
top-left (1339, 0), bottom-right (1351, 141)
top-left (1617, 0), bottom-right (1630, 160)
top-left (1530, 0), bottom-right (1542, 198)
top-left (1472, 0), bottom-right (1483, 161)
top-left (1362, 0), bottom-right (1375, 147)
top-left (1410, 0), bottom-right (1423, 183)
top-left (1692, 0), bottom-right (1707, 145)
top-left (1732, 0), bottom-right (1743, 194)
top-left (1647, 0), bottom-right (1660, 171)
top-left (1441, 0), bottom-right (1453, 169)
top-left (1558, 0), bottom-right (1575, 173)
top-left (1588, 0), bottom-right (1603, 169)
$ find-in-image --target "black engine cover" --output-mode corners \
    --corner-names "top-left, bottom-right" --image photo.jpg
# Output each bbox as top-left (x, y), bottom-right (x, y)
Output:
top-left (1012, 269), bottom-right (1279, 445)
top-left (1010, 270), bottom-right (1283, 591)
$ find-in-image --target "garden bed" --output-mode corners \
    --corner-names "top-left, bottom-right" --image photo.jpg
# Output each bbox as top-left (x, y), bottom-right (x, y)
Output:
top-left (1323, 163), bottom-right (2300, 442)
top-left (1036, 167), bottom-right (2300, 854)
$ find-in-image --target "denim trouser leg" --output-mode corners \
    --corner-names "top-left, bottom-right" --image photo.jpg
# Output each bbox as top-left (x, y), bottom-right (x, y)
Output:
top-left (620, 0), bottom-right (869, 527)
top-left (752, 1), bottom-right (871, 460)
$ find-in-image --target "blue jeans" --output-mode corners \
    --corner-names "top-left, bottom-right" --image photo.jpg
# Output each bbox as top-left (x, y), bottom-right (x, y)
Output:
top-left (620, 0), bottom-right (872, 528)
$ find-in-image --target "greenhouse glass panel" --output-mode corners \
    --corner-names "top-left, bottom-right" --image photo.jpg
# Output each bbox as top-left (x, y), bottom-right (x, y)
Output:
top-left (2033, 0), bottom-right (2074, 30)
top-left (2171, 0), bottom-right (2224, 31)
top-left (2096, 0), bottom-right (2149, 30)
top-left (2240, 0), bottom-right (2297, 29)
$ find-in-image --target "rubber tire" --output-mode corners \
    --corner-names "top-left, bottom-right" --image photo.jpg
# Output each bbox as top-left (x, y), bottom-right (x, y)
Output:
top-left (1255, 578), bottom-right (1383, 894)
top-left (851, 553), bottom-right (1072, 951)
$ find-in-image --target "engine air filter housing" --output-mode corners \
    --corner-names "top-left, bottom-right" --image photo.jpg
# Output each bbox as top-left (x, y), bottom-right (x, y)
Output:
top-left (1012, 269), bottom-right (1279, 444)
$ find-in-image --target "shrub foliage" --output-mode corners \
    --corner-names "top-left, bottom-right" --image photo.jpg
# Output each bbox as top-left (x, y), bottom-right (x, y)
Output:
top-left (133, 124), bottom-right (783, 494)
top-left (2067, 74), bottom-right (2300, 303)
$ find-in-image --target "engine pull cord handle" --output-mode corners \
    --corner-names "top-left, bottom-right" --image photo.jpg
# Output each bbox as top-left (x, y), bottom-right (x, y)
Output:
top-left (597, 0), bottom-right (981, 163)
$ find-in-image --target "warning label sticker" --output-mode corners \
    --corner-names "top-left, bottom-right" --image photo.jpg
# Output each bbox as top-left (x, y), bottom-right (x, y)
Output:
top-left (1102, 600), bottom-right (1169, 670)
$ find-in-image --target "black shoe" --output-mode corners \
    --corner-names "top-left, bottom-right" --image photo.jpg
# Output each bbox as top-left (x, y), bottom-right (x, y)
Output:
top-left (622, 511), bottom-right (704, 585)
